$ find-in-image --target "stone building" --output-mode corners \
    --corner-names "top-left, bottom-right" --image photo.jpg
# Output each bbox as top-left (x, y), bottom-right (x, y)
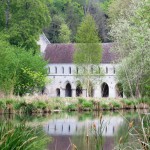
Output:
top-left (42, 42), bottom-right (123, 98)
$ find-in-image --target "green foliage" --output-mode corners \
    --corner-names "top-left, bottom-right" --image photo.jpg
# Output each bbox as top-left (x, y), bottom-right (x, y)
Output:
top-left (0, 39), bottom-right (48, 96)
top-left (0, 123), bottom-right (49, 150)
top-left (78, 98), bottom-right (86, 104)
top-left (0, 0), bottom-right (51, 51)
top-left (101, 103), bottom-right (109, 109)
top-left (100, 0), bottom-right (114, 14)
top-left (0, 99), bottom-right (5, 109)
top-left (138, 97), bottom-right (150, 105)
top-left (107, 0), bottom-right (131, 24)
top-left (78, 98), bottom-right (93, 109)
top-left (74, 14), bottom-right (103, 97)
top-left (67, 104), bottom-right (77, 110)
top-left (58, 23), bottom-right (71, 43)
top-left (111, 101), bottom-right (121, 108)
top-left (13, 100), bottom-right (26, 111)
top-left (82, 100), bottom-right (93, 109)
top-left (76, 14), bottom-right (100, 43)
top-left (122, 99), bottom-right (134, 106)
top-left (45, 15), bottom-right (65, 43)
top-left (33, 101), bottom-right (47, 109)
top-left (109, 0), bottom-right (150, 98)
top-left (45, 0), bottom-right (84, 42)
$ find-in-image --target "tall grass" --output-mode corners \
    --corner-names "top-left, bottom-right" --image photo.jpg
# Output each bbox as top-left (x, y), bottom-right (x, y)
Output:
top-left (114, 110), bottom-right (150, 150)
top-left (0, 122), bottom-right (49, 150)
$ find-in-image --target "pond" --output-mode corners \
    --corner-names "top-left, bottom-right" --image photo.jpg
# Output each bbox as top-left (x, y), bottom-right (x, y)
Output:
top-left (0, 109), bottom-right (149, 150)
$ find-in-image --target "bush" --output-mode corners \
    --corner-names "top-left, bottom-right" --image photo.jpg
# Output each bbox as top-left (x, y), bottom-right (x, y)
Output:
top-left (13, 100), bottom-right (26, 111)
top-left (25, 103), bottom-right (36, 114)
top-left (122, 99), bottom-right (134, 106)
top-left (138, 97), bottom-right (150, 105)
top-left (111, 101), bottom-right (121, 108)
top-left (0, 99), bottom-right (5, 109)
top-left (5, 99), bottom-right (14, 105)
top-left (33, 101), bottom-right (47, 109)
top-left (67, 104), bottom-right (77, 110)
top-left (101, 103), bottom-right (109, 110)
top-left (78, 98), bottom-right (86, 104)
top-left (82, 101), bottom-right (93, 109)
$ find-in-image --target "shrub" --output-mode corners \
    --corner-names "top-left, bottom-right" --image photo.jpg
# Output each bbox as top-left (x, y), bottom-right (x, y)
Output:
top-left (67, 104), bottom-right (77, 110)
top-left (33, 101), bottom-right (47, 109)
top-left (122, 99), bottom-right (134, 106)
top-left (25, 103), bottom-right (36, 114)
top-left (111, 101), bottom-right (121, 108)
top-left (101, 103), bottom-right (109, 110)
top-left (82, 101), bottom-right (93, 109)
top-left (13, 100), bottom-right (26, 111)
top-left (138, 97), bottom-right (150, 105)
top-left (78, 98), bottom-right (86, 104)
top-left (0, 99), bottom-right (5, 109)
top-left (5, 99), bottom-right (14, 105)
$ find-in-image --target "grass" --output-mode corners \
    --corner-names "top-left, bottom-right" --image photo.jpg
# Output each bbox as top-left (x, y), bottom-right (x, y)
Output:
top-left (0, 122), bottom-right (49, 150)
top-left (0, 96), bottom-right (149, 114)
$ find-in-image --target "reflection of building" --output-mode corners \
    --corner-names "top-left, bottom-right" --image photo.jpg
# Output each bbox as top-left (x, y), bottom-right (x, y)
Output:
top-left (39, 35), bottom-right (123, 98)
top-left (44, 116), bottom-right (124, 136)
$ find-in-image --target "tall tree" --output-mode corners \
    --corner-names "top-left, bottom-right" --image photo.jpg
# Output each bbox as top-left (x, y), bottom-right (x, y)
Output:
top-left (109, 0), bottom-right (150, 98)
top-left (44, 15), bottom-right (64, 43)
top-left (58, 23), bottom-right (71, 43)
top-left (74, 14), bottom-right (103, 97)
top-left (0, 0), bottom-right (51, 51)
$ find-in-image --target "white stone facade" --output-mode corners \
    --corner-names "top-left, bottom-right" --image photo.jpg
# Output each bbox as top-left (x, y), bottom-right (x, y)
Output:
top-left (39, 38), bottom-right (123, 98)
top-left (37, 33), bottom-right (50, 53)
top-left (44, 63), bottom-right (122, 98)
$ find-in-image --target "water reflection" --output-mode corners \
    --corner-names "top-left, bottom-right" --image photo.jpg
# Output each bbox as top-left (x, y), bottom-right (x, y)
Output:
top-left (0, 110), bottom-right (147, 150)
top-left (44, 115), bottom-right (124, 136)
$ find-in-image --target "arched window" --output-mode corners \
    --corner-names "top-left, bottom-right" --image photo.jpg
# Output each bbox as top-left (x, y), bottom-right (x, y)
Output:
top-left (69, 67), bottom-right (71, 74)
top-left (55, 67), bottom-right (57, 74)
top-left (56, 88), bottom-right (60, 97)
top-left (101, 82), bottom-right (109, 97)
top-left (62, 67), bottom-right (64, 74)
top-left (65, 83), bottom-right (72, 97)
top-left (106, 67), bottom-right (108, 74)
top-left (76, 81), bottom-right (82, 97)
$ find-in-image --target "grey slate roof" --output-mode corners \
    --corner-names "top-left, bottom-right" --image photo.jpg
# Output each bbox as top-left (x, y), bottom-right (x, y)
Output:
top-left (44, 43), bottom-right (116, 64)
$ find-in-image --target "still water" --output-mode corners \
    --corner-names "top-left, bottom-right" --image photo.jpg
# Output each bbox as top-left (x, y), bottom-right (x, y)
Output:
top-left (0, 110), bottom-right (147, 150)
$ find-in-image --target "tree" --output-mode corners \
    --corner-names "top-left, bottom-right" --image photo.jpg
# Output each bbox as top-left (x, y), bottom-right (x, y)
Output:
top-left (0, 0), bottom-right (51, 51)
top-left (107, 0), bottom-right (131, 24)
top-left (0, 38), bottom-right (48, 96)
top-left (74, 14), bottom-right (103, 97)
top-left (44, 15), bottom-right (64, 43)
top-left (58, 23), bottom-right (71, 43)
top-left (44, 0), bottom-right (84, 42)
top-left (109, 0), bottom-right (150, 98)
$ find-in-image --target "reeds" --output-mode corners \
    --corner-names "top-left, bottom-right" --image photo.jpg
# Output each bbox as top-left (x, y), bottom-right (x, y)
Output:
top-left (0, 96), bottom-right (149, 114)
top-left (0, 122), bottom-right (49, 150)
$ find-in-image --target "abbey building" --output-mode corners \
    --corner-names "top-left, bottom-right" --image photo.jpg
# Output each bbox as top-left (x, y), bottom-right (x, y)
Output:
top-left (38, 34), bottom-right (123, 98)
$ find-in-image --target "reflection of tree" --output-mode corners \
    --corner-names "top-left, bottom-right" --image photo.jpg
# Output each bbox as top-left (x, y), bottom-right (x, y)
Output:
top-left (78, 112), bottom-right (93, 121)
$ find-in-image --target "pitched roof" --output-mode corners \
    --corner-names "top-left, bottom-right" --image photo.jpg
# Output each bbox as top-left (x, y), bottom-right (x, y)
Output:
top-left (44, 43), bottom-right (116, 64)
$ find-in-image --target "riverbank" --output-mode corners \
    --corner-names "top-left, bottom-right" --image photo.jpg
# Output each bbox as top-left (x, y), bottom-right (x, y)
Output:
top-left (0, 96), bottom-right (149, 114)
